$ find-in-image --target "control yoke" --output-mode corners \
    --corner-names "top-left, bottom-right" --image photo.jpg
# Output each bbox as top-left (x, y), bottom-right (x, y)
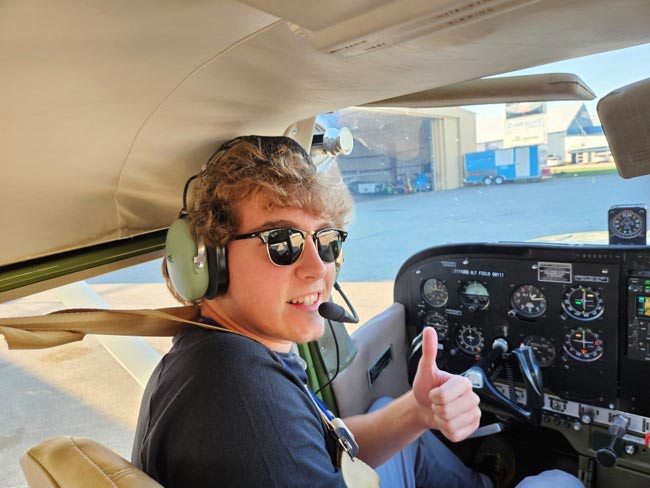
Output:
top-left (462, 339), bottom-right (544, 426)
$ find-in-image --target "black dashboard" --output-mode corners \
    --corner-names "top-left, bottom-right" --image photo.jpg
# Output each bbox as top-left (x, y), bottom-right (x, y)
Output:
top-left (395, 243), bottom-right (650, 420)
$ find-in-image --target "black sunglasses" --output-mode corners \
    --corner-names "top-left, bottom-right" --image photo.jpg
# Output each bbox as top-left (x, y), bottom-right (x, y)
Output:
top-left (231, 227), bottom-right (347, 266)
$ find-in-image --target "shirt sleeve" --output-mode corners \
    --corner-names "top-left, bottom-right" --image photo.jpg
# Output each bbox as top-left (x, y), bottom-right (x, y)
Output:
top-left (144, 333), bottom-right (346, 488)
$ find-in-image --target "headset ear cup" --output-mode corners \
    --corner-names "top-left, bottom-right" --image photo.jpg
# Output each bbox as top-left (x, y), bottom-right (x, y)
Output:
top-left (204, 245), bottom-right (229, 299)
top-left (165, 218), bottom-right (210, 301)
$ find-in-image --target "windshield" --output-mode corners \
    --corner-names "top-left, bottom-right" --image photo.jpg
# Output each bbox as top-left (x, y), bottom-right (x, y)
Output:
top-left (323, 44), bottom-right (650, 291)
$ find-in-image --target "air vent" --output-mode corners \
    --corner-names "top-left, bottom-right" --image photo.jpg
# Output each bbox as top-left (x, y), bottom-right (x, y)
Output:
top-left (291, 0), bottom-right (541, 57)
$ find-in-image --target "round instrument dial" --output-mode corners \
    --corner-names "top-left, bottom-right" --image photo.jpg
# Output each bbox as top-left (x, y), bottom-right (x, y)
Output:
top-left (610, 208), bottom-right (645, 239)
top-left (423, 311), bottom-right (449, 340)
top-left (422, 278), bottom-right (449, 308)
top-left (459, 281), bottom-right (490, 311)
top-left (456, 324), bottom-right (484, 355)
top-left (523, 335), bottom-right (556, 367)
top-left (561, 285), bottom-right (605, 321)
top-left (563, 327), bottom-right (604, 362)
top-left (511, 285), bottom-right (547, 318)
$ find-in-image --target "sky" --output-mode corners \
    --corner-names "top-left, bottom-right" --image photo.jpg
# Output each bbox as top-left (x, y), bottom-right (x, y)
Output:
top-left (463, 42), bottom-right (650, 121)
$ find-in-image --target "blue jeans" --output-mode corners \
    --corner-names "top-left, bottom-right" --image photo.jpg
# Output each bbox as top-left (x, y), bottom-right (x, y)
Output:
top-left (369, 397), bottom-right (583, 488)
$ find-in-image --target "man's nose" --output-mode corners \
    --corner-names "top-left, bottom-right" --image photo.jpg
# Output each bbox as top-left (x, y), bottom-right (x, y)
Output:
top-left (296, 237), bottom-right (327, 279)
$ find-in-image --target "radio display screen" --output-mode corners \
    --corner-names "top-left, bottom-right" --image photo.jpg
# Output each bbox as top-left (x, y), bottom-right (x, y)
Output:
top-left (638, 295), bottom-right (650, 319)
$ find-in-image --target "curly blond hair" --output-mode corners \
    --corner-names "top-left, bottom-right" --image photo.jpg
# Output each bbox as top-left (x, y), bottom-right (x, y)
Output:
top-left (164, 136), bottom-right (353, 304)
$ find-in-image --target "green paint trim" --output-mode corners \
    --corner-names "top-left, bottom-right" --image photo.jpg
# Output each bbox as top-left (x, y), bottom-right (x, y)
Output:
top-left (297, 343), bottom-right (320, 389)
top-left (298, 342), bottom-right (339, 416)
top-left (0, 231), bottom-right (167, 293)
top-left (307, 341), bottom-right (339, 415)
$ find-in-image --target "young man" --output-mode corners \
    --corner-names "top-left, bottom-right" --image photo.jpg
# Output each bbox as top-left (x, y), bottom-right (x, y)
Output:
top-left (132, 136), bottom-right (581, 487)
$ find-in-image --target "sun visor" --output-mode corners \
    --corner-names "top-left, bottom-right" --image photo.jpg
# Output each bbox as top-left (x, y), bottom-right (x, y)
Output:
top-left (598, 78), bottom-right (650, 179)
top-left (362, 73), bottom-right (596, 108)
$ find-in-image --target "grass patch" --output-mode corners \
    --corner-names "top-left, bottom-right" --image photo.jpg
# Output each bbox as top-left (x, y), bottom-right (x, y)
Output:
top-left (551, 162), bottom-right (618, 178)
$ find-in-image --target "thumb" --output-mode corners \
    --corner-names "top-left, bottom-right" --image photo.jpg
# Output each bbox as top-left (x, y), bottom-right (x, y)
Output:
top-left (420, 326), bottom-right (439, 375)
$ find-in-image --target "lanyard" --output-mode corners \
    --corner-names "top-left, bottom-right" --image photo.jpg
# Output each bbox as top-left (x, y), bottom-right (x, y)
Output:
top-left (277, 356), bottom-right (359, 457)
top-left (308, 387), bottom-right (336, 421)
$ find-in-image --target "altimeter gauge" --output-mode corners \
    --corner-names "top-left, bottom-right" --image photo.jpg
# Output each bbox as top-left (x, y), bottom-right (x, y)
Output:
top-left (511, 285), bottom-right (547, 318)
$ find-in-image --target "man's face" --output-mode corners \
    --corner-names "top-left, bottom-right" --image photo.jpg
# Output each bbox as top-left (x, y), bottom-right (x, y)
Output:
top-left (203, 197), bottom-right (337, 352)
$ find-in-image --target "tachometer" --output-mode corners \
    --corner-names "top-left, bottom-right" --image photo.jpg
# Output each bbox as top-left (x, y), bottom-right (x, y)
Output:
top-left (456, 324), bottom-right (484, 355)
top-left (422, 278), bottom-right (449, 308)
top-left (563, 327), bottom-right (604, 362)
top-left (423, 311), bottom-right (449, 340)
top-left (459, 281), bottom-right (490, 311)
top-left (511, 285), bottom-right (547, 318)
top-left (523, 335), bottom-right (556, 367)
top-left (561, 285), bottom-right (605, 321)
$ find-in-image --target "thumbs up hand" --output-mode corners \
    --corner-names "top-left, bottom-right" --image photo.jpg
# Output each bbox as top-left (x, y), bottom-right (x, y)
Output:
top-left (412, 327), bottom-right (481, 442)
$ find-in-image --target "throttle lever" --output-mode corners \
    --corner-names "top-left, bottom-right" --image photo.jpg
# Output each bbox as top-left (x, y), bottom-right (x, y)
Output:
top-left (511, 346), bottom-right (544, 422)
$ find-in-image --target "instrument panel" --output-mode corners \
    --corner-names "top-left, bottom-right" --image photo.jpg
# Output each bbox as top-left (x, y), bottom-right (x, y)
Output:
top-left (395, 243), bottom-right (650, 415)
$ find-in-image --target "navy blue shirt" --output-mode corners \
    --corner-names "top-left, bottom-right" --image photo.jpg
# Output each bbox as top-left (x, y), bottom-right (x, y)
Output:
top-left (132, 324), bottom-right (346, 487)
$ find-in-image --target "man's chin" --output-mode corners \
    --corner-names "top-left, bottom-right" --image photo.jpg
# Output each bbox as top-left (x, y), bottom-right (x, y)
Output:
top-left (295, 320), bottom-right (326, 345)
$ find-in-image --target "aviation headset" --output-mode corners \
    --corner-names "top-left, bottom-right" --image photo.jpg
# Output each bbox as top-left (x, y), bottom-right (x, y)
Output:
top-left (164, 135), bottom-right (321, 302)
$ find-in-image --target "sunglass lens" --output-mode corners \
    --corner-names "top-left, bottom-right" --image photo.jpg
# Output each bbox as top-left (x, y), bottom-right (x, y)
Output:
top-left (316, 230), bottom-right (342, 263)
top-left (267, 228), bottom-right (304, 265)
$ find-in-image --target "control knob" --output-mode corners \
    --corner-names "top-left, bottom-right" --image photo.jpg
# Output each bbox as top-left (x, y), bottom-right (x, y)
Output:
top-left (595, 415), bottom-right (629, 467)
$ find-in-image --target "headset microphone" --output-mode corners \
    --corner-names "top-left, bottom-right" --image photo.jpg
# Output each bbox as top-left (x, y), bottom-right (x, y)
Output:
top-left (318, 302), bottom-right (359, 324)
top-left (318, 282), bottom-right (359, 324)
top-left (318, 302), bottom-right (356, 323)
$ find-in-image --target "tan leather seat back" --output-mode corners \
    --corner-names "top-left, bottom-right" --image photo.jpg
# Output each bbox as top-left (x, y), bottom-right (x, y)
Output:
top-left (20, 436), bottom-right (162, 488)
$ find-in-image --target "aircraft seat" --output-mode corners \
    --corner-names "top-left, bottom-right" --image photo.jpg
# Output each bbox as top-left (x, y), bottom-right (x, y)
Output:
top-left (20, 436), bottom-right (161, 488)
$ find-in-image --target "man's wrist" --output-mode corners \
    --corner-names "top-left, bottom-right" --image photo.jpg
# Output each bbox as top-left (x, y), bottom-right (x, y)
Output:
top-left (407, 390), bottom-right (434, 432)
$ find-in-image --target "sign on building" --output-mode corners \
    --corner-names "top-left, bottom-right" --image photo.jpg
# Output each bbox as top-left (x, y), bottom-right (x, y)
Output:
top-left (504, 103), bottom-right (547, 148)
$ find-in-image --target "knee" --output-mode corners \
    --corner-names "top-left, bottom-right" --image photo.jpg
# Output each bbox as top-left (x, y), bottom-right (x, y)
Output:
top-left (517, 469), bottom-right (582, 487)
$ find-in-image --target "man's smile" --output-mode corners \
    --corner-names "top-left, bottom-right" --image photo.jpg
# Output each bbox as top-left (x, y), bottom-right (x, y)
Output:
top-left (287, 292), bottom-right (321, 306)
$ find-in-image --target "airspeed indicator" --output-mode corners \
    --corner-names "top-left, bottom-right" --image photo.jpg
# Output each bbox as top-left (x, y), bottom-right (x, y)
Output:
top-left (422, 278), bottom-right (449, 308)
